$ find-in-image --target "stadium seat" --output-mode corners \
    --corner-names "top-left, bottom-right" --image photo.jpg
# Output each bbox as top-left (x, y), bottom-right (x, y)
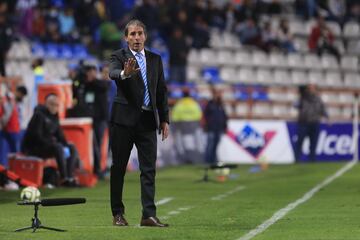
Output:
top-left (199, 49), bottom-right (218, 66)
top-left (344, 73), bottom-right (360, 88)
top-left (238, 68), bottom-right (255, 84)
top-left (304, 54), bottom-right (322, 70)
top-left (271, 104), bottom-right (288, 117)
top-left (31, 42), bottom-right (45, 58)
top-left (293, 37), bottom-right (309, 53)
top-left (187, 49), bottom-right (200, 65)
top-left (45, 43), bottom-right (60, 58)
top-left (340, 56), bottom-right (358, 71)
top-left (59, 44), bottom-right (73, 59)
top-left (273, 69), bottom-right (291, 85)
top-left (346, 40), bottom-right (360, 55)
top-left (343, 21), bottom-right (360, 39)
top-left (342, 107), bottom-right (353, 119)
top-left (324, 71), bottom-right (343, 88)
top-left (321, 55), bottom-right (339, 70)
top-left (217, 50), bottom-right (235, 66)
top-left (186, 66), bottom-right (200, 83)
top-left (234, 51), bottom-right (253, 67)
top-left (255, 69), bottom-right (273, 85)
top-left (252, 102), bottom-right (272, 117)
top-left (269, 53), bottom-right (287, 68)
top-left (326, 21), bottom-right (341, 37)
top-left (327, 106), bottom-right (342, 118)
top-left (202, 66), bottom-right (221, 83)
top-left (287, 53), bottom-right (305, 69)
top-left (220, 67), bottom-right (236, 83)
top-left (320, 92), bottom-right (339, 104)
top-left (291, 70), bottom-right (308, 85)
top-left (72, 44), bottom-right (89, 59)
top-left (252, 51), bottom-right (268, 67)
top-left (308, 71), bottom-right (324, 84)
top-left (338, 92), bottom-right (355, 103)
top-left (235, 102), bottom-right (248, 117)
top-left (334, 40), bottom-right (345, 54)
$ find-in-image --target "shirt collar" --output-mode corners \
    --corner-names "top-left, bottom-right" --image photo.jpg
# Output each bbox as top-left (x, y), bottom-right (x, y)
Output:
top-left (130, 48), bottom-right (145, 57)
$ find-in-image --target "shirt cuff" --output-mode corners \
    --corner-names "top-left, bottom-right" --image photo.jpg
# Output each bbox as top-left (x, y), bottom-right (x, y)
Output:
top-left (120, 70), bottom-right (130, 80)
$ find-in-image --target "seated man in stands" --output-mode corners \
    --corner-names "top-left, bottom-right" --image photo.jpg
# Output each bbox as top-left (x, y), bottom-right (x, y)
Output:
top-left (21, 94), bottom-right (78, 187)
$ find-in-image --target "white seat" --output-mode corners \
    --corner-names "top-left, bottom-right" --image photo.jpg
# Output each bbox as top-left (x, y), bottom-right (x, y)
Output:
top-left (272, 104), bottom-right (288, 116)
top-left (238, 68), bottom-right (255, 84)
top-left (291, 70), bottom-right (308, 85)
top-left (269, 53), bottom-right (287, 68)
top-left (187, 49), bottom-right (200, 65)
top-left (199, 49), bottom-right (218, 66)
top-left (289, 19), bottom-right (308, 36)
top-left (273, 69), bottom-right (291, 85)
top-left (325, 71), bottom-right (343, 87)
top-left (287, 54), bottom-right (305, 69)
top-left (308, 71), bottom-right (324, 84)
top-left (344, 73), bottom-right (360, 88)
top-left (252, 51), bottom-right (268, 67)
top-left (252, 102), bottom-right (272, 117)
top-left (234, 51), bottom-right (253, 67)
top-left (342, 107), bottom-right (353, 119)
top-left (217, 50), bottom-right (235, 66)
top-left (235, 103), bottom-right (249, 117)
top-left (334, 40), bottom-right (345, 54)
top-left (338, 92), bottom-right (355, 103)
top-left (220, 67), bottom-right (237, 83)
top-left (320, 92), bottom-right (339, 104)
top-left (293, 37), bottom-right (308, 52)
top-left (327, 106), bottom-right (342, 118)
top-left (304, 54), bottom-right (322, 70)
top-left (343, 21), bottom-right (360, 38)
top-left (346, 40), bottom-right (360, 55)
top-left (224, 102), bottom-right (234, 116)
top-left (341, 56), bottom-right (358, 71)
top-left (186, 66), bottom-right (200, 82)
top-left (327, 21), bottom-right (342, 37)
top-left (255, 69), bottom-right (273, 84)
top-left (321, 55), bottom-right (339, 70)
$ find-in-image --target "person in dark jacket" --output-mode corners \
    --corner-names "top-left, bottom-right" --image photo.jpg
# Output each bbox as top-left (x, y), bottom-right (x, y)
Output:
top-left (295, 84), bottom-right (328, 162)
top-left (21, 94), bottom-right (78, 186)
top-left (203, 87), bottom-right (228, 164)
top-left (72, 64), bottom-right (110, 177)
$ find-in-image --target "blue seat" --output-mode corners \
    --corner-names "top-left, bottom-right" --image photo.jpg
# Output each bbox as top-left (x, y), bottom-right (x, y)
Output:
top-left (202, 67), bottom-right (221, 83)
top-left (45, 43), bottom-right (60, 58)
top-left (252, 87), bottom-right (269, 101)
top-left (72, 44), bottom-right (89, 58)
top-left (59, 44), bottom-right (73, 59)
top-left (31, 42), bottom-right (45, 58)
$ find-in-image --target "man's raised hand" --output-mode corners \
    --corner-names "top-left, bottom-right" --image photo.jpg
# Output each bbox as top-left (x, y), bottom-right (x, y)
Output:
top-left (124, 58), bottom-right (140, 77)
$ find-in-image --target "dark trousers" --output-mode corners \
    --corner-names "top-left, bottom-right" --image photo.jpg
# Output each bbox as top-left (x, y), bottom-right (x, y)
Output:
top-left (0, 131), bottom-right (19, 153)
top-left (110, 110), bottom-right (157, 218)
top-left (295, 122), bottom-right (320, 162)
top-left (93, 119), bottom-right (108, 176)
top-left (26, 143), bottom-right (78, 179)
top-left (0, 53), bottom-right (5, 77)
top-left (204, 131), bottom-right (221, 164)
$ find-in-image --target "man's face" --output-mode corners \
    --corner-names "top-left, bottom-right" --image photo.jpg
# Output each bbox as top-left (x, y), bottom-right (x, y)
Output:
top-left (45, 96), bottom-right (59, 115)
top-left (125, 25), bottom-right (147, 52)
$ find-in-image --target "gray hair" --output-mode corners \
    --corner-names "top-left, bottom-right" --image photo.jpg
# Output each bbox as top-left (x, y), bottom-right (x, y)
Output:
top-left (124, 19), bottom-right (147, 37)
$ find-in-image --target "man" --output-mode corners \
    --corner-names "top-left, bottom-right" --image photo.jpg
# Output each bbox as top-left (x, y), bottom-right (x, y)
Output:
top-left (203, 87), bottom-right (228, 164)
top-left (21, 94), bottom-right (79, 187)
top-left (72, 64), bottom-right (110, 178)
top-left (295, 84), bottom-right (328, 162)
top-left (109, 20), bottom-right (169, 227)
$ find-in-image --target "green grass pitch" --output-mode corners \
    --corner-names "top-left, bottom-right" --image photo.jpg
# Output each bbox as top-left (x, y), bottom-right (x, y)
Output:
top-left (1, 163), bottom-right (360, 240)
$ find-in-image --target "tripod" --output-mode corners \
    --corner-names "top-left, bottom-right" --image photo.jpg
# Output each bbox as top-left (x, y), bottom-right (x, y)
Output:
top-left (15, 202), bottom-right (65, 232)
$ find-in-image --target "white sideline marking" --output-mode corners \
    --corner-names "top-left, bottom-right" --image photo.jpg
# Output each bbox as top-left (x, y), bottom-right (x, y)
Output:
top-left (237, 160), bottom-right (357, 240)
top-left (211, 186), bottom-right (246, 201)
top-left (155, 197), bottom-right (173, 206)
top-left (160, 206), bottom-right (193, 220)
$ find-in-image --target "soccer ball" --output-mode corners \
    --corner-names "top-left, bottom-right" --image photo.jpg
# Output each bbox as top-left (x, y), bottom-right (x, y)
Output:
top-left (20, 186), bottom-right (41, 202)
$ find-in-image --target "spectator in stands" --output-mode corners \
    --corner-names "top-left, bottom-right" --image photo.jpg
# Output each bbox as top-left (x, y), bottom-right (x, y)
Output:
top-left (203, 87), bottom-right (228, 164)
top-left (295, 84), bottom-right (328, 162)
top-left (236, 0), bottom-right (260, 23)
top-left (58, 7), bottom-right (77, 42)
top-left (0, 92), bottom-right (20, 153)
top-left (0, 6), bottom-right (12, 77)
top-left (327, 0), bottom-right (346, 26)
top-left (72, 64), bottom-right (110, 178)
top-left (192, 16), bottom-right (210, 49)
top-left (168, 27), bottom-right (189, 84)
top-left (295, 0), bottom-right (317, 19)
top-left (347, 1), bottom-right (360, 22)
top-left (235, 17), bottom-right (261, 47)
top-left (260, 20), bottom-right (278, 52)
top-left (277, 18), bottom-right (297, 53)
top-left (308, 16), bottom-right (340, 62)
top-left (31, 7), bottom-right (46, 41)
top-left (21, 94), bottom-right (79, 187)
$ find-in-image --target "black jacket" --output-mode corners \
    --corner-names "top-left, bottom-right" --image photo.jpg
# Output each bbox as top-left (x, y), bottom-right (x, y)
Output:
top-left (21, 105), bottom-right (68, 153)
top-left (109, 48), bottom-right (169, 129)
